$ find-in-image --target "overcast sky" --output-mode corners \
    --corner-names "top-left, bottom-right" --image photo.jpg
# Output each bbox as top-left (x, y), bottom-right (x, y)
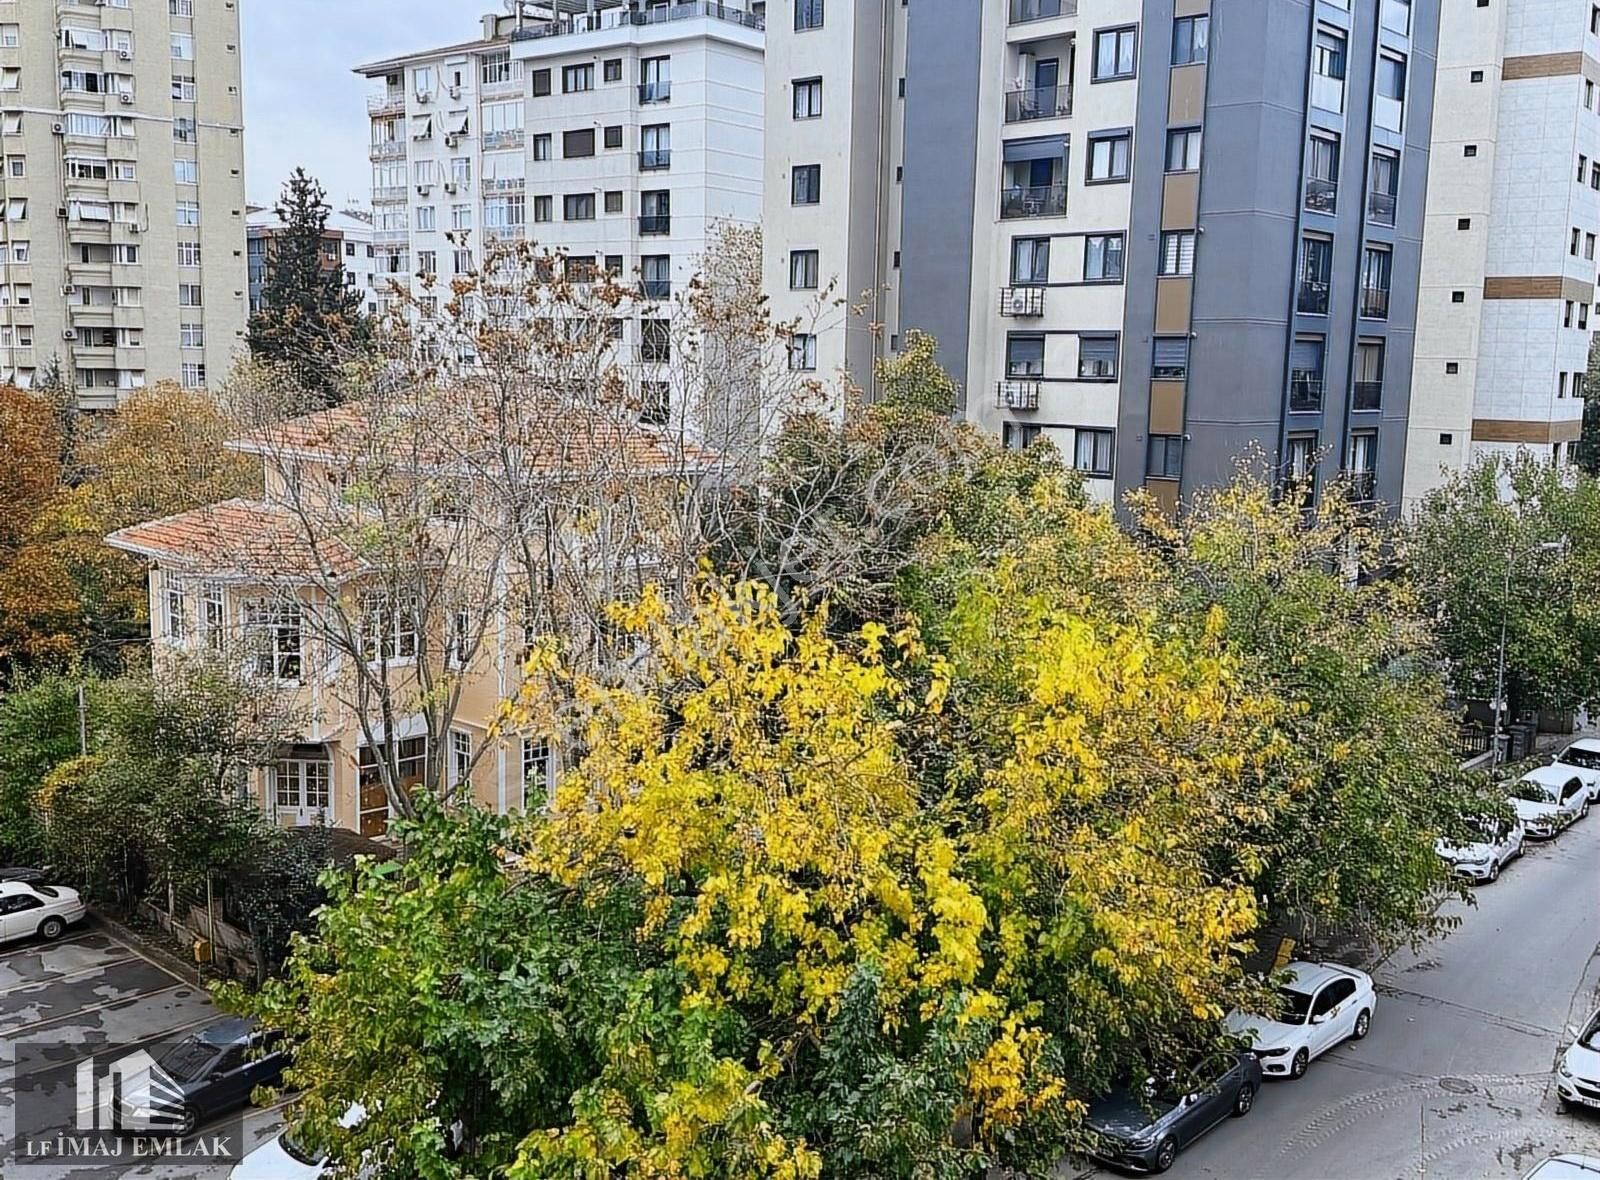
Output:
top-left (242, 1), bottom-right (472, 211)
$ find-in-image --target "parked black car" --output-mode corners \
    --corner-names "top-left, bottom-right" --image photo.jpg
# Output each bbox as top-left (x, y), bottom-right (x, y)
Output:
top-left (0, 866), bottom-right (49, 884)
top-left (114, 1017), bottom-right (288, 1136)
top-left (1086, 1049), bottom-right (1262, 1173)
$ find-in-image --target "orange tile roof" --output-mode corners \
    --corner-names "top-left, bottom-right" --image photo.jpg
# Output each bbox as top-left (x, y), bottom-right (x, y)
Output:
top-left (105, 499), bottom-right (363, 581)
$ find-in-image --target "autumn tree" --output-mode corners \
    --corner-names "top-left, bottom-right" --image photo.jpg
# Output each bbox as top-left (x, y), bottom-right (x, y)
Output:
top-left (247, 169), bottom-right (369, 407)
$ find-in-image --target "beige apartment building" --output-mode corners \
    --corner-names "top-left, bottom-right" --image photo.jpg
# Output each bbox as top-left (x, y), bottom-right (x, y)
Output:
top-left (0, 0), bottom-right (246, 406)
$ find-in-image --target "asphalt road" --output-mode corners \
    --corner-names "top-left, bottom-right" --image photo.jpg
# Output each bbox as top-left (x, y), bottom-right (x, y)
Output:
top-left (1078, 803), bottom-right (1600, 1180)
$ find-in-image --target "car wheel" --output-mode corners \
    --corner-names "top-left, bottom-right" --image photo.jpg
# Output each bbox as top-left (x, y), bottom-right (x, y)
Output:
top-left (37, 916), bottom-right (64, 940)
top-left (1153, 1137), bottom-right (1178, 1173)
top-left (1353, 1009), bottom-right (1372, 1040)
top-left (1289, 1048), bottom-right (1310, 1079)
top-left (1559, 1096), bottom-right (1574, 1115)
top-left (176, 1104), bottom-right (199, 1137)
top-left (1487, 860), bottom-right (1500, 883)
top-left (1232, 1083), bottom-right (1256, 1117)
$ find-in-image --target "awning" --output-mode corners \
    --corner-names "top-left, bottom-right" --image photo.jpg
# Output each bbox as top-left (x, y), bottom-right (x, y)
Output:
top-left (356, 714), bottom-right (429, 747)
top-left (1003, 135), bottom-right (1068, 164)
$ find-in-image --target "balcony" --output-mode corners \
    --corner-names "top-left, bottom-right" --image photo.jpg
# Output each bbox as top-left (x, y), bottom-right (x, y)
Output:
top-left (484, 225), bottom-right (527, 243)
top-left (1353, 380), bottom-right (1383, 411)
top-left (639, 149), bottom-right (671, 171)
top-left (483, 177), bottom-right (526, 193)
top-left (1001, 183), bottom-right (1067, 219)
top-left (1304, 177), bottom-right (1337, 215)
top-left (369, 141), bottom-right (405, 162)
top-left (997, 379), bottom-right (1041, 410)
top-left (1345, 471), bottom-right (1377, 502)
top-left (483, 129), bottom-right (524, 150)
top-left (1004, 84), bottom-right (1073, 123)
top-left (367, 91), bottom-right (406, 116)
top-left (1289, 377), bottom-right (1324, 412)
top-left (1360, 287), bottom-right (1391, 320)
top-left (638, 82), bottom-right (671, 105)
top-left (1009, 0), bottom-right (1076, 23)
top-left (371, 185), bottom-right (407, 204)
top-left (1297, 280), bottom-right (1330, 316)
top-left (639, 214), bottom-right (671, 235)
top-left (510, 2), bottom-right (764, 40)
top-left (373, 228), bottom-right (409, 246)
top-left (998, 285), bottom-right (1045, 316)
top-left (641, 278), bottom-right (671, 300)
top-left (1368, 191), bottom-right (1397, 227)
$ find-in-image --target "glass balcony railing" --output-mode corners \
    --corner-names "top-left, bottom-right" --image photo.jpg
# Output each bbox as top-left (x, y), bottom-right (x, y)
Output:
top-left (1008, 0), bottom-right (1076, 23)
top-left (1352, 380), bottom-right (1383, 411)
top-left (1000, 183), bottom-right (1067, 219)
top-left (1289, 377), bottom-right (1324, 413)
top-left (1297, 279), bottom-right (1330, 316)
top-left (1361, 287), bottom-right (1391, 319)
top-left (1304, 177), bottom-right (1337, 214)
top-left (1368, 190), bottom-right (1397, 226)
top-left (1004, 85), bottom-right (1073, 123)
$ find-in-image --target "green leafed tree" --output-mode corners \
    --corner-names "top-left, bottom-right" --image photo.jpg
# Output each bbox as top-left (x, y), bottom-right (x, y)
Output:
top-left (246, 169), bottom-right (369, 406)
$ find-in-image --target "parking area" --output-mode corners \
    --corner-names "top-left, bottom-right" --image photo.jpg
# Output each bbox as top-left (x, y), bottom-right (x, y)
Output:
top-left (0, 922), bottom-right (283, 1179)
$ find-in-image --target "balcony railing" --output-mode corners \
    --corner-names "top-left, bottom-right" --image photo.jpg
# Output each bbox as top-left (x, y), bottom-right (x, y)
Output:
top-left (1361, 287), bottom-right (1391, 319)
top-left (639, 214), bottom-right (671, 235)
top-left (1352, 380), bottom-right (1383, 411)
top-left (367, 92), bottom-right (406, 115)
top-left (511, 2), bottom-right (764, 40)
top-left (997, 379), bottom-right (1042, 410)
top-left (1368, 191), bottom-right (1397, 226)
top-left (1004, 84), bottom-right (1073, 123)
top-left (1345, 470), bottom-right (1377, 502)
top-left (485, 224), bottom-right (527, 242)
top-left (639, 149), bottom-right (671, 171)
top-left (641, 278), bottom-right (672, 300)
top-left (372, 228), bottom-right (409, 245)
top-left (639, 82), bottom-right (671, 104)
top-left (1297, 279), bottom-right (1330, 315)
top-left (1304, 177), bottom-right (1337, 214)
top-left (998, 285), bottom-right (1046, 316)
top-left (1289, 377), bottom-right (1324, 413)
top-left (483, 129), bottom-right (524, 150)
top-left (369, 141), bottom-right (405, 161)
top-left (1008, 0), bottom-right (1076, 23)
top-left (1001, 183), bottom-right (1067, 219)
top-left (483, 177), bottom-right (526, 193)
top-left (371, 185), bottom-right (407, 204)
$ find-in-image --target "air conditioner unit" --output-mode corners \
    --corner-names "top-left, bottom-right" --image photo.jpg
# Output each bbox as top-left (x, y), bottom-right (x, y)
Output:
top-left (443, 181), bottom-right (457, 194)
top-left (61, 284), bottom-right (76, 295)
top-left (417, 184), bottom-right (432, 195)
top-left (118, 93), bottom-right (134, 105)
top-left (447, 85), bottom-right (461, 99)
top-left (116, 50), bottom-right (133, 61)
top-left (57, 206), bottom-right (69, 219)
top-left (51, 122), bottom-right (64, 135)
top-left (127, 224), bottom-right (140, 234)
top-left (444, 135), bottom-right (458, 148)
top-left (62, 329), bottom-right (76, 340)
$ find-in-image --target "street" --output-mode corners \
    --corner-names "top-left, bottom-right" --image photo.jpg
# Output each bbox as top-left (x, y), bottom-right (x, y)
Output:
top-left (1080, 799), bottom-right (1600, 1180)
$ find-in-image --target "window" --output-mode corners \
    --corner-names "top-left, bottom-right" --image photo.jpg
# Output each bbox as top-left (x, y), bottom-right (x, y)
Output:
top-left (1306, 133), bottom-right (1339, 213)
top-left (450, 730), bottom-right (472, 788)
top-left (171, 73), bottom-right (196, 103)
top-left (1093, 26), bottom-right (1137, 81)
top-left (1574, 228), bottom-right (1584, 257)
top-left (179, 283), bottom-right (203, 306)
top-left (1361, 245), bottom-right (1392, 319)
top-left (793, 77), bottom-right (823, 119)
top-left (522, 738), bottom-right (553, 799)
top-left (413, 66), bottom-right (434, 98)
top-left (790, 249), bottom-right (819, 289)
top-left (563, 128), bottom-right (595, 159)
top-left (603, 58), bottom-right (623, 83)
top-left (181, 362), bottom-right (206, 388)
top-left (563, 64), bottom-right (593, 93)
top-left (604, 190), bottom-right (623, 213)
top-left (789, 333), bottom-right (818, 370)
top-left (1078, 334), bottom-right (1118, 379)
top-left (7, 240), bottom-right (25, 263)
top-left (454, 248), bottom-right (473, 274)
top-left (173, 117), bottom-right (195, 142)
top-left (1159, 230), bottom-right (1195, 276)
top-left (1074, 429), bottom-right (1114, 477)
top-left (1011, 237), bottom-right (1049, 285)
top-left (451, 203), bottom-right (473, 229)
top-left (243, 600), bottom-right (302, 682)
top-left (173, 157), bottom-right (197, 185)
top-left (1313, 29), bottom-right (1346, 112)
top-left (361, 594), bottom-right (418, 663)
top-left (604, 124), bottom-right (623, 149)
top-left (418, 250), bottom-right (436, 276)
top-left (1172, 15), bottom-right (1209, 65)
top-left (531, 68), bottom-right (551, 97)
top-left (1147, 435), bottom-right (1183, 479)
top-left (641, 123), bottom-right (670, 168)
top-left (1464, 144), bottom-right (1478, 158)
top-left (1152, 336), bottom-right (1190, 380)
top-left (175, 200), bottom-right (200, 226)
top-left (170, 32), bottom-right (194, 60)
top-left (1298, 234), bottom-right (1333, 314)
top-left (1369, 148), bottom-right (1399, 226)
top-left (795, 0), bottom-right (824, 31)
top-left (1286, 433), bottom-right (1318, 501)
top-left (1006, 333), bottom-right (1045, 378)
top-left (640, 57), bottom-right (670, 103)
top-left (1165, 127), bottom-right (1202, 172)
top-left (413, 204), bottom-right (436, 232)
top-left (641, 253), bottom-right (671, 299)
top-left (792, 164), bottom-right (821, 204)
top-left (180, 322), bottom-right (204, 349)
top-left (564, 193), bottom-right (595, 221)
top-left (6, 157), bottom-right (21, 179)
top-left (533, 133), bottom-right (552, 161)
top-left (640, 318), bottom-right (671, 364)
top-left (1375, 53), bottom-right (1407, 130)
top-left (1084, 233), bottom-right (1125, 281)
top-left (640, 381), bottom-right (670, 426)
top-left (2, 197), bottom-right (22, 222)
top-left (164, 577), bottom-right (188, 641)
top-left (533, 196), bottom-right (552, 222)
top-left (1087, 131), bottom-right (1131, 182)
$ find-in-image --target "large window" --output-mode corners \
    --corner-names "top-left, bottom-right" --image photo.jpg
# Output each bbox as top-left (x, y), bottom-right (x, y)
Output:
top-left (1147, 435), bottom-right (1184, 479)
top-left (1306, 133), bottom-right (1340, 213)
top-left (1152, 336), bottom-right (1190, 380)
top-left (1172, 15), bottom-right (1209, 65)
top-left (1074, 429), bottom-right (1114, 477)
top-left (1298, 234), bottom-right (1333, 315)
top-left (1093, 26), bottom-right (1137, 81)
top-left (1165, 127), bottom-right (1202, 173)
top-left (1375, 54), bottom-right (1407, 131)
top-left (563, 128), bottom-right (594, 158)
top-left (243, 600), bottom-right (303, 682)
top-left (563, 64), bottom-right (594, 93)
top-left (1078, 333), bottom-right (1118, 379)
top-left (1369, 148), bottom-right (1400, 226)
top-left (1084, 233), bottom-right (1124, 281)
top-left (272, 755), bottom-right (331, 818)
top-left (795, 0), bottom-right (824, 31)
top-left (361, 593), bottom-right (418, 663)
top-left (1313, 29), bottom-right (1346, 113)
top-left (1006, 333), bottom-right (1045, 378)
top-left (1159, 230), bottom-right (1195, 276)
top-left (1011, 237), bottom-right (1050, 284)
top-left (1087, 131), bottom-right (1131, 182)
top-left (1361, 245), bottom-right (1392, 319)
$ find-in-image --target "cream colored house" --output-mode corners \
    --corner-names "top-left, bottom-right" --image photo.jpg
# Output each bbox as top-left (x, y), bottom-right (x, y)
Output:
top-left (107, 397), bottom-right (713, 838)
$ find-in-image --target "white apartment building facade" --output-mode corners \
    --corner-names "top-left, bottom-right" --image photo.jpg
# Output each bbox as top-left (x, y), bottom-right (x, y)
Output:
top-left (357, 3), bottom-right (763, 422)
top-left (247, 207), bottom-right (383, 319)
top-left (0, 0), bottom-right (246, 405)
top-left (1403, 0), bottom-right (1600, 510)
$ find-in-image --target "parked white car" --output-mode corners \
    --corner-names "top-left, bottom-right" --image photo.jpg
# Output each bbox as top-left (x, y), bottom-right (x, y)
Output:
top-left (1522, 1156), bottom-right (1600, 1179)
top-left (0, 880), bottom-right (86, 944)
top-left (229, 1104), bottom-right (367, 1180)
top-left (1435, 816), bottom-right (1525, 883)
top-left (1558, 1008), bottom-right (1600, 1113)
top-left (1509, 766), bottom-right (1590, 838)
top-left (1224, 961), bottom-right (1376, 1080)
top-left (1552, 738), bottom-right (1600, 802)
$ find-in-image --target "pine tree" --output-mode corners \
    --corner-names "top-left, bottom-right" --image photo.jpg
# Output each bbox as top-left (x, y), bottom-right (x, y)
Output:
top-left (246, 169), bottom-right (368, 407)
top-left (1580, 334), bottom-right (1600, 475)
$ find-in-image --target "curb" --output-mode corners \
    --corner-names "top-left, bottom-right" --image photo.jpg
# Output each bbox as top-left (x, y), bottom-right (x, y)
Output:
top-left (87, 907), bottom-right (207, 990)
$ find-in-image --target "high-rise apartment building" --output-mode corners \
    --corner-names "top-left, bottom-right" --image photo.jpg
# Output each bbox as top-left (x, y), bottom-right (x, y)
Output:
top-left (1402, 0), bottom-right (1600, 509)
top-left (0, 0), bottom-right (246, 405)
top-left (356, 2), bottom-right (764, 414)
top-left (767, 0), bottom-right (1440, 510)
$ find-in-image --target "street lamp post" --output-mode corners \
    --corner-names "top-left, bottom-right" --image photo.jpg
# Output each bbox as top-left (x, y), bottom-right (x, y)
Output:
top-left (1491, 538), bottom-right (1568, 766)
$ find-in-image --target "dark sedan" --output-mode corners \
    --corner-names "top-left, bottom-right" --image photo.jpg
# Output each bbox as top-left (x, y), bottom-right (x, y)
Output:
top-left (1086, 1050), bottom-right (1262, 1173)
top-left (114, 1017), bottom-right (288, 1136)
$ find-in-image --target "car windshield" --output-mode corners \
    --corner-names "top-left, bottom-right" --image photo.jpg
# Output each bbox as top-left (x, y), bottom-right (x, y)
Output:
top-left (1277, 987), bottom-right (1314, 1024)
top-left (278, 1129), bottom-right (327, 1167)
top-left (1512, 781), bottom-right (1556, 804)
top-left (1583, 1020), bottom-right (1600, 1051)
top-left (156, 1038), bottom-right (221, 1084)
top-left (1561, 747), bottom-right (1600, 771)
